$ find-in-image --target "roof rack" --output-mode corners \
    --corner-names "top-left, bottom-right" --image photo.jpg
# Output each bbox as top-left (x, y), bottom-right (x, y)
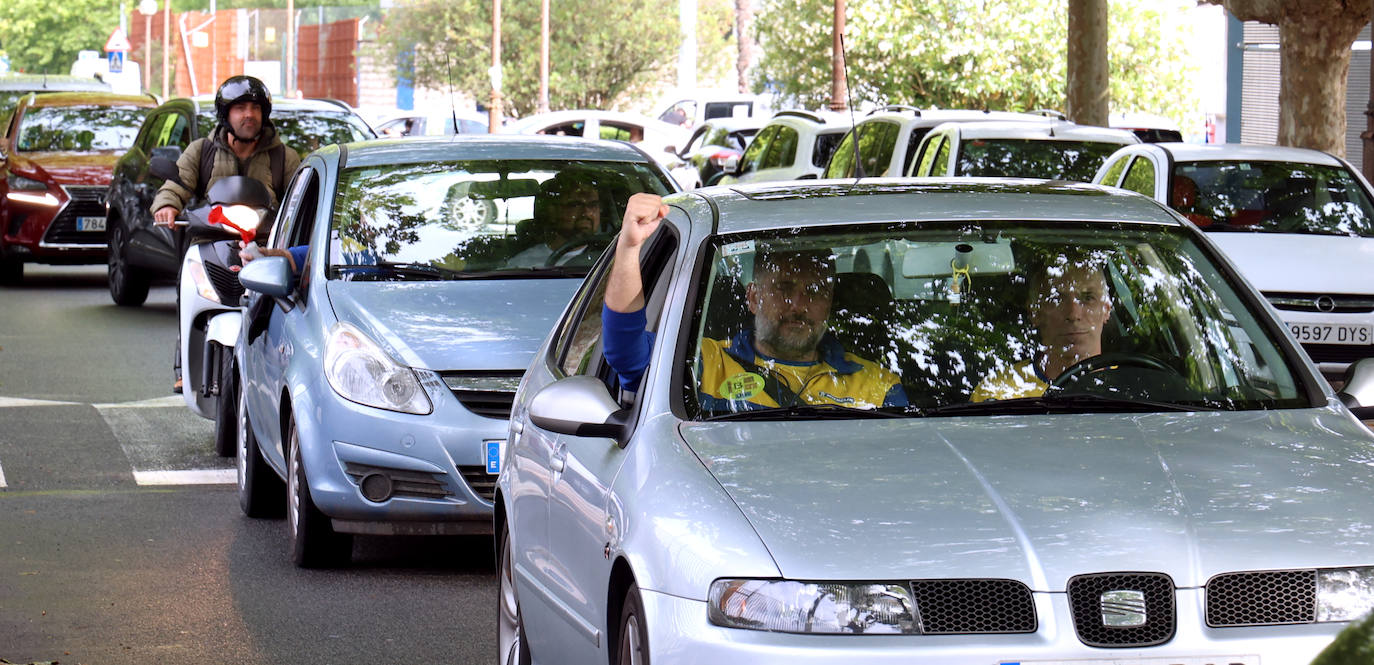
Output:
top-left (773, 109), bottom-right (826, 124)
top-left (866, 104), bottom-right (922, 117)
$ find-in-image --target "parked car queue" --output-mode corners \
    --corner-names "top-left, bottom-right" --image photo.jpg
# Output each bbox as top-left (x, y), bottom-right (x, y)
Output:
top-left (3, 84), bottom-right (1374, 663)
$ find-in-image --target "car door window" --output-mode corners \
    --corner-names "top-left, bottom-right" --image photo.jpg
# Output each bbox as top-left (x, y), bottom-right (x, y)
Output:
top-left (161, 112), bottom-right (191, 149)
top-left (1098, 155), bottom-right (1130, 187)
top-left (856, 120), bottom-right (898, 175)
top-left (761, 125), bottom-right (799, 169)
top-left (933, 136), bottom-right (953, 175)
top-left (1120, 156), bottom-right (1156, 196)
top-left (555, 262), bottom-right (613, 378)
top-left (738, 126), bottom-right (775, 175)
top-left (824, 130), bottom-right (858, 179)
top-left (599, 123), bottom-right (635, 142)
top-left (902, 127), bottom-right (933, 174)
top-left (914, 135), bottom-right (946, 176)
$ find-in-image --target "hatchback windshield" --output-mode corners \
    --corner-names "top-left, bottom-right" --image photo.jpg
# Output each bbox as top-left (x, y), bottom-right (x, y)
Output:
top-left (16, 104), bottom-right (146, 151)
top-left (1172, 161), bottom-right (1374, 237)
top-left (327, 159), bottom-right (671, 280)
top-left (957, 139), bottom-right (1123, 182)
top-left (685, 222), bottom-right (1307, 419)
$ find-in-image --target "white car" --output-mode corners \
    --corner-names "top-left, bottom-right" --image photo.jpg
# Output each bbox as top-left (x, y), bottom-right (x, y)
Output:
top-left (717, 110), bottom-right (854, 184)
top-left (375, 110), bottom-right (489, 136)
top-left (1094, 142), bottom-right (1374, 378)
top-left (652, 88), bottom-right (769, 128)
top-left (502, 109), bottom-right (689, 167)
top-left (908, 119), bottom-right (1140, 182)
top-left (823, 107), bottom-right (1056, 179)
top-left (663, 116), bottom-right (766, 189)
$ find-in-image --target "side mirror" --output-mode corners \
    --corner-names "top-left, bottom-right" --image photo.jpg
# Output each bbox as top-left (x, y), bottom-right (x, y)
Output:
top-left (239, 255), bottom-right (293, 298)
top-left (528, 375), bottom-right (628, 442)
top-left (149, 145), bottom-right (183, 185)
top-left (1337, 357), bottom-right (1374, 420)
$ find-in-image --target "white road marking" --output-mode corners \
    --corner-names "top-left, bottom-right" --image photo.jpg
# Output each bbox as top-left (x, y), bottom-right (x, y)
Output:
top-left (133, 469), bottom-right (236, 486)
top-left (92, 395), bottom-right (187, 409)
top-left (0, 396), bottom-right (80, 408)
top-left (0, 459), bottom-right (7, 488)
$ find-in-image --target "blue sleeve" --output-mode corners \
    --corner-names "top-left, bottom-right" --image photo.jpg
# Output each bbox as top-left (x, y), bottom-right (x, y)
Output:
top-left (602, 305), bottom-right (655, 393)
top-left (287, 245), bottom-right (309, 273)
top-left (883, 382), bottom-right (909, 408)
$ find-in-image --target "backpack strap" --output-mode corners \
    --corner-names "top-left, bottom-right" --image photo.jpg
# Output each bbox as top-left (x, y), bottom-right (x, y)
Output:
top-left (195, 139), bottom-right (217, 202)
top-left (269, 143), bottom-right (286, 203)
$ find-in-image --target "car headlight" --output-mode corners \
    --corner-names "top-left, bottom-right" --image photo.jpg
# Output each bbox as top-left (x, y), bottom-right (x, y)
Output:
top-left (708, 579), bottom-right (916, 634)
top-left (1318, 567), bottom-right (1374, 622)
top-left (7, 173), bottom-right (48, 190)
top-left (183, 251), bottom-right (219, 304)
top-left (324, 322), bottom-right (432, 415)
top-left (6, 173), bottom-right (59, 206)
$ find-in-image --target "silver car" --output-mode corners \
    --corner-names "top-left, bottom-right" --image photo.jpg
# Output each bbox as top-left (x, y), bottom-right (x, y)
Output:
top-left (497, 179), bottom-right (1374, 664)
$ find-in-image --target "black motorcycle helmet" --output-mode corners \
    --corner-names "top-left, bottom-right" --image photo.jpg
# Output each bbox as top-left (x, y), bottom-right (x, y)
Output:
top-left (214, 75), bottom-right (272, 128)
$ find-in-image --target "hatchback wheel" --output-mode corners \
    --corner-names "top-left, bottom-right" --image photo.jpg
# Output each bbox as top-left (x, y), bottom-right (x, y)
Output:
top-left (287, 420), bottom-right (352, 567)
top-left (615, 583), bottom-right (650, 665)
top-left (213, 352), bottom-right (236, 457)
top-left (498, 524), bottom-right (531, 665)
top-left (236, 384), bottom-right (283, 518)
top-left (107, 224), bottom-right (150, 306)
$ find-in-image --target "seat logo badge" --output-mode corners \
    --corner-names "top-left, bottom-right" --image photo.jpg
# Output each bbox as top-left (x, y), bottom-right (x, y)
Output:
top-left (1316, 295), bottom-right (1337, 313)
top-left (1100, 589), bottom-right (1147, 627)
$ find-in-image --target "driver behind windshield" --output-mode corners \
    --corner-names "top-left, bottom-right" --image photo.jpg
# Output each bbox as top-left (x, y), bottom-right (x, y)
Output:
top-left (507, 170), bottom-right (603, 267)
top-left (603, 193), bottom-right (908, 411)
top-left (971, 254), bottom-right (1113, 401)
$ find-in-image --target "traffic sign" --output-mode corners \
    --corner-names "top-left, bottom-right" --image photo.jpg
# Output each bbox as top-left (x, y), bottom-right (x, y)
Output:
top-left (108, 51), bottom-right (125, 73)
top-left (105, 28), bottom-right (132, 52)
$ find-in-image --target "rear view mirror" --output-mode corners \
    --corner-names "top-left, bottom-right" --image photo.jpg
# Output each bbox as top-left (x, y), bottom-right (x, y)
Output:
top-left (901, 238), bottom-right (1016, 278)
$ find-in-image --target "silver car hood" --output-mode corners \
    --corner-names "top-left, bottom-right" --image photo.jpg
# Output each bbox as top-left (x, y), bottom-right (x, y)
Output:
top-left (326, 279), bottom-right (579, 371)
top-left (680, 409), bottom-right (1374, 590)
top-left (1208, 232), bottom-right (1374, 295)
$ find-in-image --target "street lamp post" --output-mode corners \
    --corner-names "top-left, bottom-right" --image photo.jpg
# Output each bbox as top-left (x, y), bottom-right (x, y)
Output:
top-left (162, 0), bottom-right (170, 97)
top-left (138, 0), bottom-right (156, 94)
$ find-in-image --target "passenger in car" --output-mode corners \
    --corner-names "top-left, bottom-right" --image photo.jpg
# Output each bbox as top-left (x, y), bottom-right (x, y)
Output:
top-left (602, 193), bottom-right (908, 410)
top-left (971, 255), bottom-right (1113, 401)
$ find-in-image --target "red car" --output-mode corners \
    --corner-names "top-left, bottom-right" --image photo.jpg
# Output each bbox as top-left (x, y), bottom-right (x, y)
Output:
top-left (1, 91), bottom-right (156, 284)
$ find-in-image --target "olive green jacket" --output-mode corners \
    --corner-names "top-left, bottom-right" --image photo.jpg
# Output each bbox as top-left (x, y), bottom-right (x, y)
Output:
top-left (150, 124), bottom-right (301, 214)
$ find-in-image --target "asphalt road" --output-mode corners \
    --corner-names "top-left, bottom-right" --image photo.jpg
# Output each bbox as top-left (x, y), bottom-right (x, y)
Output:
top-left (0, 265), bottom-right (497, 665)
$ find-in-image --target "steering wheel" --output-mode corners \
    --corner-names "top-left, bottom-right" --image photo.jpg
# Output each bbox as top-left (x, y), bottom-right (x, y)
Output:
top-left (1050, 351), bottom-right (1177, 390)
top-left (546, 232), bottom-right (613, 266)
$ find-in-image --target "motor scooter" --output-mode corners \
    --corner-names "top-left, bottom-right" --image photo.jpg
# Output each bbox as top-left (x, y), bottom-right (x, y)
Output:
top-left (173, 176), bottom-right (273, 456)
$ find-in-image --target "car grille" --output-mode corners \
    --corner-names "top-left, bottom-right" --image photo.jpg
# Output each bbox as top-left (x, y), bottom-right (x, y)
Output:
top-left (911, 579), bottom-right (1036, 634)
top-left (203, 260), bottom-right (245, 303)
top-left (441, 372), bottom-right (522, 419)
top-left (1067, 572), bottom-right (1175, 647)
top-left (342, 462), bottom-right (452, 500)
top-left (1302, 343), bottom-right (1374, 365)
top-left (1267, 292), bottom-right (1374, 314)
top-left (456, 465), bottom-right (497, 501)
top-left (41, 186), bottom-right (107, 245)
top-left (1206, 570), bottom-right (1316, 626)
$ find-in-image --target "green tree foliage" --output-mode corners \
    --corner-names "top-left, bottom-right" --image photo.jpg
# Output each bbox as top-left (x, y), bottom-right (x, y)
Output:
top-left (751, 0), bottom-right (1197, 126)
top-left (0, 0), bottom-right (119, 74)
top-left (375, 0), bottom-right (683, 117)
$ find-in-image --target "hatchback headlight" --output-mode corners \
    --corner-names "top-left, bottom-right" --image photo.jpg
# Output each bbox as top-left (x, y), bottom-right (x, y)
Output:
top-left (708, 579), bottom-right (916, 634)
top-left (7, 173), bottom-right (48, 190)
top-left (1318, 567), bottom-right (1374, 622)
top-left (324, 322), bottom-right (432, 415)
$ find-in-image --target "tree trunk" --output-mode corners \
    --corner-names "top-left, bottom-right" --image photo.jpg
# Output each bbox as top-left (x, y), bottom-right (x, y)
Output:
top-left (735, 0), bottom-right (754, 93)
top-left (830, 0), bottom-right (847, 111)
top-left (1065, 0), bottom-right (1108, 127)
top-left (1277, 6), bottom-right (1364, 156)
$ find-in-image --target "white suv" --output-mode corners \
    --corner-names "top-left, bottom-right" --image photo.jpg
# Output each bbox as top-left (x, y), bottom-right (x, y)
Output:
top-left (908, 119), bottom-right (1139, 182)
top-left (823, 107), bottom-right (1049, 178)
top-left (717, 110), bottom-right (853, 184)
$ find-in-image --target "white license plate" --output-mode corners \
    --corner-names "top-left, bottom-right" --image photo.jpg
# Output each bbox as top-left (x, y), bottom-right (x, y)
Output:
top-left (485, 439), bottom-right (504, 475)
top-left (76, 216), bottom-right (106, 232)
top-left (1002, 656), bottom-right (1258, 665)
top-left (1288, 321), bottom-right (1373, 345)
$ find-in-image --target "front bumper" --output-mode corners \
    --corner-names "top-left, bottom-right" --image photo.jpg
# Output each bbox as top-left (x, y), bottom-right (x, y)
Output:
top-left (291, 372), bottom-right (504, 534)
top-left (639, 587), bottom-right (1344, 665)
top-left (3, 184), bottom-right (108, 263)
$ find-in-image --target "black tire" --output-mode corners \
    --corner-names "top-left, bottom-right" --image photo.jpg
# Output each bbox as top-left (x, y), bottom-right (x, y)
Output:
top-left (615, 583), bottom-right (650, 665)
top-left (286, 419), bottom-right (352, 567)
top-left (0, 255), bottom-right (22, 286)
top-left (237, 384), bottom-right (284, 518)
top-left (497, 524), bottom-right (532, 665)
top-left (107, 223), bottom-right (150, 306)
top-left (213, 351), bottom-right (237, 457)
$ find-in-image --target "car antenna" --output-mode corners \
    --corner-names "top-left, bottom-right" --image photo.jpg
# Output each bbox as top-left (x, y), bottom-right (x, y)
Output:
top-left (445, 52), bottom-right (459, 136)
top-left (841, 33), bottom-right (864, 182)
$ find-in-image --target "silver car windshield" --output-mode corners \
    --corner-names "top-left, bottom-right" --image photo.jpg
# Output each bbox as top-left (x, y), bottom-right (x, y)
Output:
top-left (1172, 161), bottom-right (1374, 237)
top-left (326, 159), bottom-right (671, 281)
top-left (685, 221), bottom-right (1308, 419)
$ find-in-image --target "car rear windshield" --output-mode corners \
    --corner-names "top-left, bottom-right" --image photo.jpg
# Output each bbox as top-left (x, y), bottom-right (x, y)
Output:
top-left (1172, 160), bottom-right (1374, 237)
top-left (15, 104), bottom-right (147, 152)
top-left (684, 222), bottom-right (1309, 419)
top-left (956, 139), bottom-right (1124, 182)
top-left (326, 158), bottom-right (672, 281)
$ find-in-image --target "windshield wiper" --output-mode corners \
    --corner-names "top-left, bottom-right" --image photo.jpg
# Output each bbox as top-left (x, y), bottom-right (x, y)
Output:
top-left (334, 262), bottom-right (460, 280)
top-left (705, 403), bottom-right (907, 422)
top-left (918, 391), bottom-right (1215, 417)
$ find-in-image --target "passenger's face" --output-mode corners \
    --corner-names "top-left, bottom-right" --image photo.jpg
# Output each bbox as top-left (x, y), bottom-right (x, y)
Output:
top-left (551, 184), bottom-right (600, 242)
top-left (747, 258), bottom-right (834, 361)
top-left (228, 101), bottom-right (263, 142)
top-left (1031, 264), bottom-right (1112, 363)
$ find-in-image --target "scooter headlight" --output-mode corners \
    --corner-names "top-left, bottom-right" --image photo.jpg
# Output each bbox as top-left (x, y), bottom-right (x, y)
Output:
top-left (217, 204), bottom-right (265, 236)
top-left (324, 322), bottom-right (432, 415)
top-left (183, 251), bottom-right (220, 304)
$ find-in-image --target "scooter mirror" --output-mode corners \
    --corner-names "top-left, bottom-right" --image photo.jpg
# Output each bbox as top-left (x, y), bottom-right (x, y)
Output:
top-left (239, 256), bottom-right (293, 298)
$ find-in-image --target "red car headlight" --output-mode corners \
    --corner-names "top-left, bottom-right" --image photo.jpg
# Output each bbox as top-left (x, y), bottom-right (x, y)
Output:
top-left (6, 174), bottom-right (58, 206)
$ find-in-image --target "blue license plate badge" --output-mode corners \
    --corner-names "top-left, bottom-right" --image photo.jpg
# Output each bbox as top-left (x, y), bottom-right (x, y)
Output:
top-left (485, 439), bottom-right (503, 474)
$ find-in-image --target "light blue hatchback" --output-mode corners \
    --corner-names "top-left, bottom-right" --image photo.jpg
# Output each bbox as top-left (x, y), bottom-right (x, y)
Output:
top-left (232, 135), bottom-right (675, 566)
